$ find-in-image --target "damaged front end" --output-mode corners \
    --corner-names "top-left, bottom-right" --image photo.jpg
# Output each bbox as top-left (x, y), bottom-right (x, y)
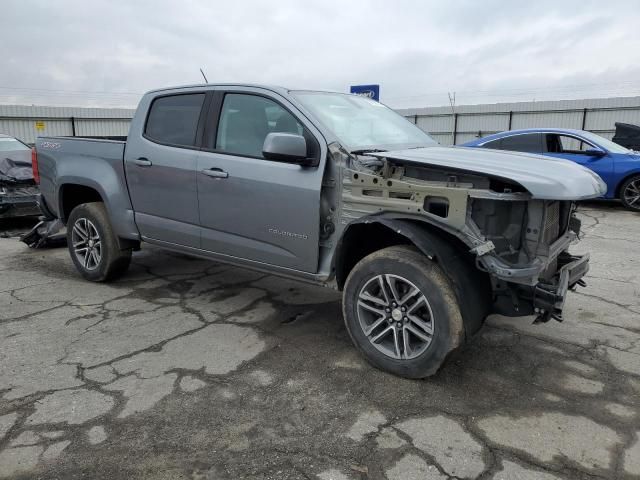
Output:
top-left (336, 145), bottom-right (601, 324)
top-left (470, 196), bottom-right (588, 323)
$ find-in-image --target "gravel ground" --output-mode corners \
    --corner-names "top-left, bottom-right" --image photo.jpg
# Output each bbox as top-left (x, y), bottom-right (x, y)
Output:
top-left (0, 203), bottom-right (638, 480)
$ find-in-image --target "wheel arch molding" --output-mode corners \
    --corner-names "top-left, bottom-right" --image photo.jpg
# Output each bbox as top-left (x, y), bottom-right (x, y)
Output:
top-left (615, 170), bottom-right (640, 197)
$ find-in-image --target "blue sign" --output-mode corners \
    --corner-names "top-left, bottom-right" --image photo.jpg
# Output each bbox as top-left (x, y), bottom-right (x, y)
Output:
top-left (350, 84), bottom-right (380, 101)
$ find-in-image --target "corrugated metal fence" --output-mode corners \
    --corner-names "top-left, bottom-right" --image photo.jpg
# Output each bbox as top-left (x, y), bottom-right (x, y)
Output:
top-left (2, 95), bottom-right (640, 146)
top-left (0, 105), bottom-right (135, 144)
top-left (397, 96), bottom-right (640, 146)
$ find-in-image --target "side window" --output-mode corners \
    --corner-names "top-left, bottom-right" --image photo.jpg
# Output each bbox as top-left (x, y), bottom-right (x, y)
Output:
top-left (145, 94), bottom-right (205, 147)
top-left (215, 94), bottom-right (303, 158)
top-left (482, 139), bottom-right (503, 149)
top-left (554, 135), bottom-right (595, 154)
top-left (498, 134), bottom-right (543, 154)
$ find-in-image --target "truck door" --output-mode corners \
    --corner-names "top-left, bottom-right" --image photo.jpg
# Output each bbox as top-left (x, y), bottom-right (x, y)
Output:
top-left (196, 89), bottom-right (324, 272)
top-left (124, 92), bottom-right (207, 248)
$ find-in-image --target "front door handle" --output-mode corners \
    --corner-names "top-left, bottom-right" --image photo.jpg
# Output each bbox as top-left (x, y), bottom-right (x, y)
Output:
top-left (201, 168), bottom-right (228, 179)
top-left (134, 157), bottom-right (152, 167)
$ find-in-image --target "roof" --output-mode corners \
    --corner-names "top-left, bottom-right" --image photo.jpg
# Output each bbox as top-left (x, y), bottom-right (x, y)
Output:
top-left (143, 83), bottom-right (347, 97)
top-left (463, 128), bottom-right (589, 145)
top-left (145, 83), bottom-right (295, 97)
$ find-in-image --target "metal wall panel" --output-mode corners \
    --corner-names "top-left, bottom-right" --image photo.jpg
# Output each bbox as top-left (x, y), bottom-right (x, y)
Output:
top-left (0, 119), bottom-right (73, 144)
top-left (399, 96), bottom-right (640, 145)
top-left (399, 96), bottom-right (640, 117)
top-left (510, 111), bottom-right (583, 129)
top-left (456, 113), bottom-right (510, 133)
top-left (0, 104), bottom-right (135, 118)
top-left (583, 108), bottom-right (640, 132)
top-left (0, 104), bottom-right (135, 144)
top-left (430, 133), bottom-right (452, 145)
top-left (75, 119), bottom-right (130, 137)
top-left (416, 115), bottom-right (453, 133)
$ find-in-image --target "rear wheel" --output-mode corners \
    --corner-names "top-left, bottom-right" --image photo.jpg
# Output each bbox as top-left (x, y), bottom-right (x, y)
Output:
top-left (342, 245), bottom-right (464, 378)
top-left (620, 175), bottom-right (640, 211)
top-left (67, 202), bottom-right (132, 282)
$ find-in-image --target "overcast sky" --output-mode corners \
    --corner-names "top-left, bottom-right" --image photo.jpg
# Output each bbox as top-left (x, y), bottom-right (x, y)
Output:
top-left (1, 0), bottom-right (639, 109)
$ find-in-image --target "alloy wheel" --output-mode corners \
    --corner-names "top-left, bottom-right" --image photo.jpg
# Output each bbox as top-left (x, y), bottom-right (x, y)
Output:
top-left (356, 274), bottom-right (435, 360)
top-left (623, 179), bottom-right (640, 209)
top-left (71, 218), bottom-right (102, 271)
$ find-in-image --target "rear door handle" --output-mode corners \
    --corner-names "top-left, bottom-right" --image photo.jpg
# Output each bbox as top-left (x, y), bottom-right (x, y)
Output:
top-left (201, 168), bottom-right (228, 179)
top-left (134, 157), bottom-right (152, 167)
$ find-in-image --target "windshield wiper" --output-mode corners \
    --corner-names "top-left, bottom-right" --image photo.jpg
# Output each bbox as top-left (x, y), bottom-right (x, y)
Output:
top-left (350, 148), bottom-right (387, 155)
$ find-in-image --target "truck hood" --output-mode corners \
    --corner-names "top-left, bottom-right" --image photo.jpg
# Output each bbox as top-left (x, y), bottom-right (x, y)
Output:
top-left (371, 146), bottom-right (606, 200)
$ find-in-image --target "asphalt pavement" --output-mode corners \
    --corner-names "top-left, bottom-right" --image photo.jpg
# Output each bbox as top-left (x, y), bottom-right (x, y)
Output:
top-left (0, 204), bottom-right (638, 479)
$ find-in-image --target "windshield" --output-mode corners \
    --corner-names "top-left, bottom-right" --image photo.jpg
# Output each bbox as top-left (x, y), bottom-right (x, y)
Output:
top-left (579, 131), bottom-right (631, 154)
top-left (292, 92), bottom-right (437, 151)
top-left (0, 137), bottom-right (30, 152)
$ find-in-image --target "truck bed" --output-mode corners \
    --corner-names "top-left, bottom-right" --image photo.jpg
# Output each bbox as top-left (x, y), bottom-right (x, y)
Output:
top-left (39, 136), bottom-right (126, 154)
top-left (36, 135), bottom-right (138, 240)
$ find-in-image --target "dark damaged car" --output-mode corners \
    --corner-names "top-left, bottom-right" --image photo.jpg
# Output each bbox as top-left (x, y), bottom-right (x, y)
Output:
top-left (34, 85), bottom-right (606, 378)
top-left (0, 134), bottom-right (40, 218)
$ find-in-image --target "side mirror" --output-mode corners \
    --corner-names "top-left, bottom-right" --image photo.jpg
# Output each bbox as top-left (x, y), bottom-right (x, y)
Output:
top-left (262, 133), bottom-right (309, 164)
top-left (585, 148), bottom-right (606, 157)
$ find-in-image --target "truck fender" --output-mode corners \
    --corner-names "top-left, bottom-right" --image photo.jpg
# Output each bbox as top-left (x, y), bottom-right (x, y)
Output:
top-left (337, 216), bottom-right (491, 337)
top-left (56, 167), bottom-right (139, 243)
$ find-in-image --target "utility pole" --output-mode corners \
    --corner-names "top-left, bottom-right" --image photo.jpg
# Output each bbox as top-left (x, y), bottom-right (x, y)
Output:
top-left (448, 91), bottom-right (456, 145)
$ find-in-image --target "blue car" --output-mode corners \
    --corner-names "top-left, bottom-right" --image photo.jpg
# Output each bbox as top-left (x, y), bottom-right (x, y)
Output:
top-left (463, 128), bottom-right (640, 211)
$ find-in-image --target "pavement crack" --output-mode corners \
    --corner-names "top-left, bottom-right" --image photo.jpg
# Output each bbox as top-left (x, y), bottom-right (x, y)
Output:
top-left (573, 291), bottom-right (638, 312)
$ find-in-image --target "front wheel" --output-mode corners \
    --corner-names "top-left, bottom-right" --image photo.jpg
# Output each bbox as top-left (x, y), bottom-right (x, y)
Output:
top-left (342, 245), bottom-right (464, 378)
top-left (620, 175), bottom-right (640, 211)
top-left (67, 202), bottom-right (132, 282)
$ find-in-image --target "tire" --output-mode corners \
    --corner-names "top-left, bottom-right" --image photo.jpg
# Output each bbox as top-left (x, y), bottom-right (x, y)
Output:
top-left (620, 175), bottom-right (640, 211)
top-left (342, 245), bottom-right (464, 378)
top-left (67, 202), bottom-right (132, 282)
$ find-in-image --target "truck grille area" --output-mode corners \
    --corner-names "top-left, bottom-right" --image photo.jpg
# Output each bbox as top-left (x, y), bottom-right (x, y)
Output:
top-left (470, 198), bottom-right (574, 279)
top-left (470, 198), bottom-right (528, 263)
top-left (542, 200), bottom-right (572, 245)
top-left (543, 201), bottom-right (561, 244)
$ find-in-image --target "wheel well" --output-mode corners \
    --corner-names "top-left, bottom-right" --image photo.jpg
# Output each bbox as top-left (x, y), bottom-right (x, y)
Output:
top-left (59, 184), bottom-right (103, 222)
top-left (615, 172), bottom-right (640, 197)
top-left (335, 218), bottom-right (492, 337)
top-left (334, 220), bottom-right (470, 290)
top-left (335, 223), bottom-right (410, 290)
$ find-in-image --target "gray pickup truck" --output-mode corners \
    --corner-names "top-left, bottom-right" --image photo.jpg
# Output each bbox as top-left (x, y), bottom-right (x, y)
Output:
top-left (35, 84), bottom-right (606, 378)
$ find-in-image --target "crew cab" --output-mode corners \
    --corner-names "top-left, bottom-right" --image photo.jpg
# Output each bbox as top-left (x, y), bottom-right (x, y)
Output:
top-left (34, 84), bottom-right (606, 378)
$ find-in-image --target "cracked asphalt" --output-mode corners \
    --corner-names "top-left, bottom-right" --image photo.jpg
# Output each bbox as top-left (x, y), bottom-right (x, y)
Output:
top-left (0, 203), bottom-right (639, 480)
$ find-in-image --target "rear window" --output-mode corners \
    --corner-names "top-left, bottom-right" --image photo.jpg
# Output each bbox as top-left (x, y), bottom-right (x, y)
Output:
top-left (145, 94), bottom-right (205, 147)
top-left (483, 134), bottom-right (543, 154)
